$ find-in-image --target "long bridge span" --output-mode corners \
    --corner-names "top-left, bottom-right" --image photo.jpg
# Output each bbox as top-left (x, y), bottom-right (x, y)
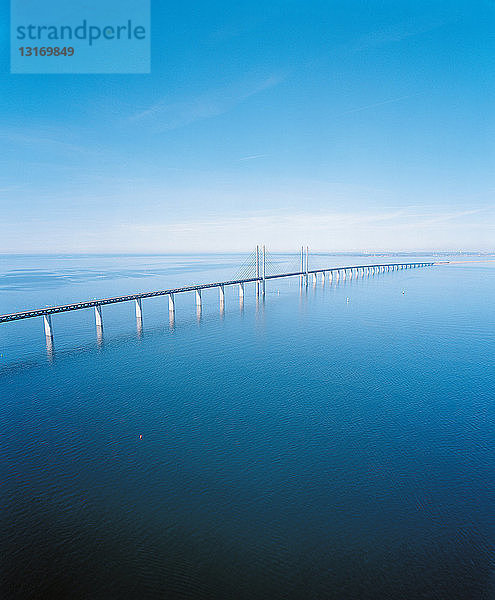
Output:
top-left (0, 246), bottom-right (434, 346)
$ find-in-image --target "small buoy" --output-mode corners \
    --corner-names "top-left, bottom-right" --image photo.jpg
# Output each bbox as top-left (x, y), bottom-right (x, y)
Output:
top-left (346, 297), bottom-right (350, 303)
top-left (402, 290), bottom-right (405, 295)
top-left (139, 434), bottom-right (143, 440)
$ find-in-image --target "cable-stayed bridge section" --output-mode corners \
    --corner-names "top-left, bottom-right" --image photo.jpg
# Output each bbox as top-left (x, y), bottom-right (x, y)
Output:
top-left (0, 246), bottom-right (434, 348)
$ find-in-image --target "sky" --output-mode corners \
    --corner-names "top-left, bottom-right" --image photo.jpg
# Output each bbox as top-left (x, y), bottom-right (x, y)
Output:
top-left (0, 0), bottom-right (494, 253)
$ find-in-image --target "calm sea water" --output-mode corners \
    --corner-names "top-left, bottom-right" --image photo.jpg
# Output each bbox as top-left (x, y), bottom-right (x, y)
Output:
top-left (1, 254), bottom-right (494, 599)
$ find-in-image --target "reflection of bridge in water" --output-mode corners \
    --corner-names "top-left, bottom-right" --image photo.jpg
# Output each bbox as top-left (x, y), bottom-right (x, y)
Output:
top-left (0, 246), bottom-right (434, 350)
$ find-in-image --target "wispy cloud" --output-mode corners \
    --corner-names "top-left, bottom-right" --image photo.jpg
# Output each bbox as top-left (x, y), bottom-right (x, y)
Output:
top-left (130, 73), bottom-right (286, 131)
top-left (339, 93), bottom-right (421, 116)
top-left (239, 154), bottom-right (267, 161)
top-left (349, 15), bottom-right (454, 53)
top-left (0, 128), bottom-right (87, 154)
top-left (116, 206), bottom-right (493, 253)
top-left (2, 206), bottom-right (492, 253)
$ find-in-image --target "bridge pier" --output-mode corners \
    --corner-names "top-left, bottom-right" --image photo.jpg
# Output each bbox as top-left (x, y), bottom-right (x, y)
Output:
top-left (43, 314), bottom-right (53, 338)
top-left (135, 298), bottom-right (143, 336)
top-left (196, 289), bottom-right (202, 307)
top-left (239, 283), bottom-right (244, 310)
top-left (42, 314), bottom-right (54, 359)
top-left (168, 293), bottom-right (175, 313)
top-left (94, 305), bottom-right (103, 331)
top-left (321, 271), bottom-right (325, 285)
top-left (219, 285), bottom-right (225, 310)
top-left (135, 298), bottom-right (143, 321)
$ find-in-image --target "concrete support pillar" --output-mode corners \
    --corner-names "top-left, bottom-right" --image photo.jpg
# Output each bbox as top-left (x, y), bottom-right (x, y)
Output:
top-left (219, 285), bottom-right (225, 309)
top-left (341, 269), bottom-right (346, 280)
top-left (196, 289), bottom-right (202, 307)
top-left (94, 305), bottom-right (103, 330)
top-left (321, 271), bottom-right (325, 285)
top-left (135, 298), bottom-right (143, 320)
top-left (312, 272), bottom-right (317, 285)
top-left (239, 283), bottom-right (244, 310)
top-left (44, 315), bottom-right (54, 359)
top-left (44, 314), bottom-right (53, 339)
top-left (168, 293), bottom-right (175, 313)
top-left (135, 299), bottom-right (143, 336)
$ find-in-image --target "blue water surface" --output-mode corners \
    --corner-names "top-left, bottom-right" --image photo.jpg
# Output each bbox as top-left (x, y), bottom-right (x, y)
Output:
top-left (1, 254), bottom-right (494, 599)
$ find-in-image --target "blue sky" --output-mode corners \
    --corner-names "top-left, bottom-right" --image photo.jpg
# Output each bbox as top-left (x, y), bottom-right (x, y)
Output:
top-left (0, 0), bottom-right (494, 252)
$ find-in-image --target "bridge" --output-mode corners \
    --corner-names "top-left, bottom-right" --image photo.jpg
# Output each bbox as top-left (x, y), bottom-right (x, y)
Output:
top-left (0, 246), bottom-right (434, 347)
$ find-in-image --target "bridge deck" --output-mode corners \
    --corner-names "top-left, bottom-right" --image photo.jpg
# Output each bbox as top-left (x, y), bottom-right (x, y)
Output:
top-left (0, 262), bottom-right (433, 323)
